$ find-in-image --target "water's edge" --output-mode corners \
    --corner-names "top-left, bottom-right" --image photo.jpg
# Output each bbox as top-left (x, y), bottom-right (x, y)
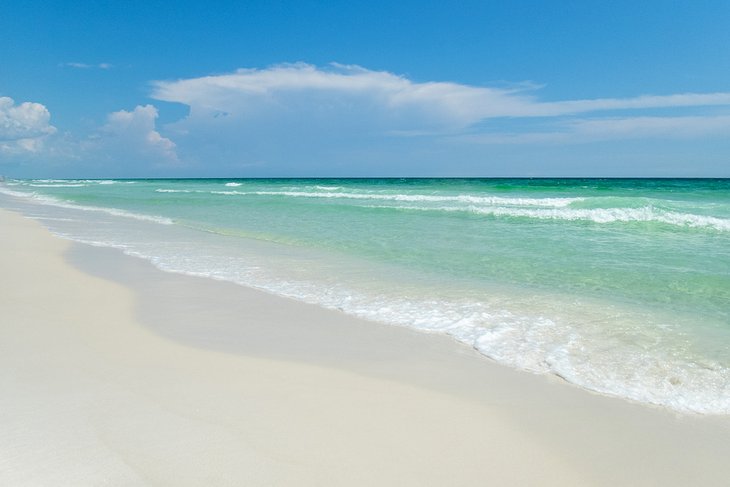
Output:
top-left (2, 179), bottom-right (728, 415)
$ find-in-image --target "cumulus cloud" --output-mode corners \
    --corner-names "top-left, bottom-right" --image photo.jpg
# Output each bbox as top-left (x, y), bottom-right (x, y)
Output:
top-left (0, 97), bottom-right (56, 141)
top-left (0, 98), bottom-right (178, 174)
top-left (96, 105), bottom-right (178, 163)
top-left (1, 101), bottom-right (179, 176)
top-left (0, 97), bottom-right (57, 154)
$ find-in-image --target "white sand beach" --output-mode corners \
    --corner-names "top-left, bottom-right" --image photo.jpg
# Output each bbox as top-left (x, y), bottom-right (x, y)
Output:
top-left (2, 207), bottom-right (730, 486)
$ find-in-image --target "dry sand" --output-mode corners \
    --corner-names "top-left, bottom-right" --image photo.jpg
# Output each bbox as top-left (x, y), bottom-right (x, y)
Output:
top-left (1, 208), bottom-right (729, 486)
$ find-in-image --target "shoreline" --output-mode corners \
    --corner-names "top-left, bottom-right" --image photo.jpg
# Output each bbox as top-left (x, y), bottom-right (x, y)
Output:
top-left (2, 180), bottom-right (728, 415)
top-left (2, 207), bottom-right (730, 485)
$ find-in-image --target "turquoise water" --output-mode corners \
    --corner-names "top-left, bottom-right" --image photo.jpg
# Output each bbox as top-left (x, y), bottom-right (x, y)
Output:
top-left (2, 178), bottom-right (729, 413)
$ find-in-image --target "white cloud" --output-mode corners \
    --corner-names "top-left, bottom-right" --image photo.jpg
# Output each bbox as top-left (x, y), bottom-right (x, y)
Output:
top-left (62, 62), bottom-right (113, 69)
top-left (152, 63), bottom-right (543, 132)
top-left (0, 97), bottom-right (57, 154)
top-left (537, 93), bottom-right (730, 115)
top-left (143, 63), bottom-right (730, 175)
top-left (96, 105), bottom-right (178, 163)
top-left (0, 97), bottom-right (56, 141)
top-left (152, 63), bottom-right (730, 133)
top-left (1, 100), bottom-right (177, 174)
top-left (5, 64), bottom-right (728, 177)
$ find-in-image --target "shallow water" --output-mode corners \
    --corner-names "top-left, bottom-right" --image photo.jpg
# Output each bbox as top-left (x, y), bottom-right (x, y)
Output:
top-left (2, 178), bottom-right (729, 413)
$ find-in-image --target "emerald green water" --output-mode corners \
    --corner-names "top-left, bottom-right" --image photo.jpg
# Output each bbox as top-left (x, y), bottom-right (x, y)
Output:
top-left (2, 178), bottom-right (729, 413)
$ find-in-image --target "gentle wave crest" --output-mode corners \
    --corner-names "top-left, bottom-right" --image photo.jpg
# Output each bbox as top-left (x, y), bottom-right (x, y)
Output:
top-left (29, 183), bottom-right (89, 187)
top-left (359, 203), bottom-right (730, 232)
top-left (19, 179), bottom-right (131, 186)
top-left (204, 189), bottom-right (583, 207)
top-left (466, 205), bottom-right (730, 231)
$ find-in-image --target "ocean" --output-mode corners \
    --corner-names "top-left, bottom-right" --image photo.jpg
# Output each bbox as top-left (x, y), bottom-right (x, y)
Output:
top-left (1, 178), bottom-right (728, 414)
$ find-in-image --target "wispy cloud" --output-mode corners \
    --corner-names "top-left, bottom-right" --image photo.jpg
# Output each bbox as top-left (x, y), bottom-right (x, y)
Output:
top-left (61, 62), bottom-right (113, 70)
top-left (461, 115), bottom-right (730, 144)
top-left (570, 114), bottom-right (730, 139)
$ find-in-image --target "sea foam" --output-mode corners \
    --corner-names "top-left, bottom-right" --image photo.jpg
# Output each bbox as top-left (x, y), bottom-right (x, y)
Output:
top-left (360, 203), bottom-right (730, 232)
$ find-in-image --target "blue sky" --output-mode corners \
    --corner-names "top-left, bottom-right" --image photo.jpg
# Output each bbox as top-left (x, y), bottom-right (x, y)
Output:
top-left (1, 0), bottom-right (729, 177)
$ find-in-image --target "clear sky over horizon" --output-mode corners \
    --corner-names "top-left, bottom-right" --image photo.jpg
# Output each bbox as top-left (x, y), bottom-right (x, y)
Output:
top-left (1, 0), bottom-right (729, 177)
